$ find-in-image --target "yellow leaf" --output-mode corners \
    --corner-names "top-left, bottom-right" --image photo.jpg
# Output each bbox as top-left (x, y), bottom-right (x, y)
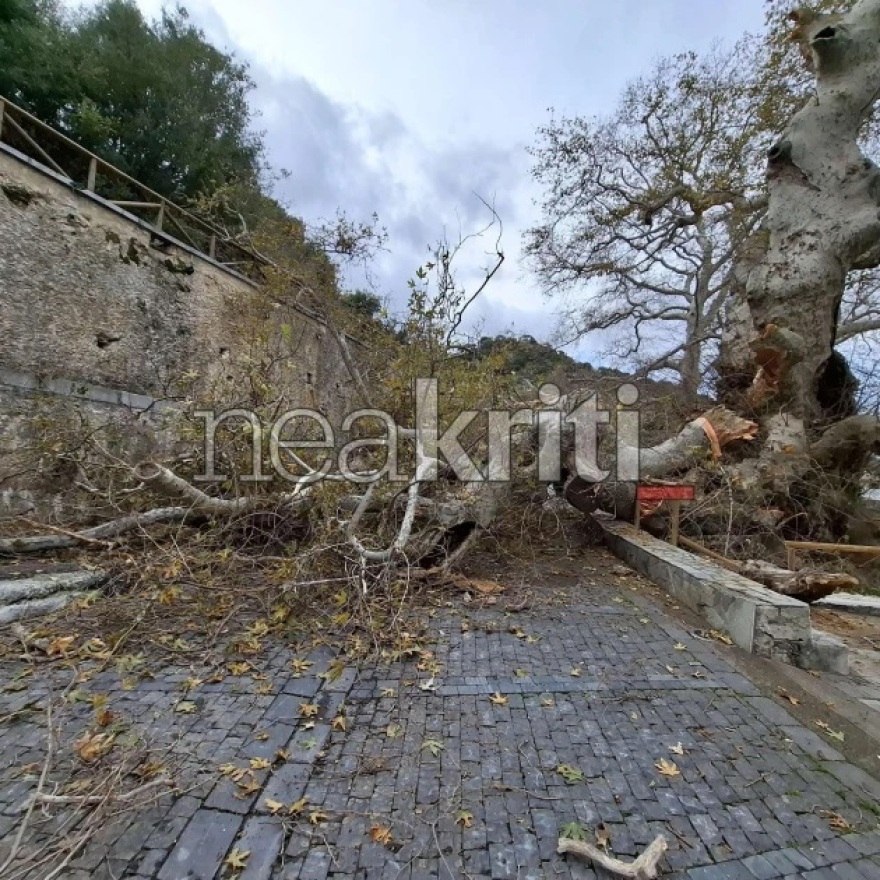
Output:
top-left (236, 776), bottom-right (261, 796)
top-left (228, 662), bottom-right (251, 676)
top-left (46, 636), bottom-right (76, 656)
top-left (308, 809), bottom-right (329, 825)
top-left (183, 677), bottom-right (203, 691)
top-left (250, 758), bottom-right (271, 770)
top-left (225, 849), bottom-right (250, 870)
top-left (288, 796), bottom-right (309, 815)
top-left (275, 749), bottom-right (290, 763)
top-left (778, 689), bottom-right (800, 706)
top-left (380, 687), bottom-right (396, 698)
top-left (514, 668), bottom-right (528, 678)
top-left (541, 697), bottom-right (555, 708)
top-left (290, 659), bottom-right (313, 676)
top-left (299, 703), bottom-right (319, 718)
top-left (570, 667), bottom-right (582, 677)
top-left (256, 683), bottom-right (274, 695)
top-left (669, 743), bottom-right (686, 756)
top-left (386, 723), bottom-right (402, 739)
top-left (673, 643), bottom-right (687, 651)
top-left (654, 758), bottom-right (681, 777)
top-left (319, 658), bottom-right (347, 682)
top-left (331, 715), bottom-right (347, 731)
top-left (174, 701), bottom-right (198, 714)
top-left (369, 824), bottom-right (394, 845)
top-left (489, 692), bottom-right (508, 706)
top-left (75, 732), bottom-right (115, 763)
top-left (265, 798), bottom-right (284, 815)
top-left (455, 809), bottom-right (474, 828)
top-left (254, 732), bottom-right (270, 742)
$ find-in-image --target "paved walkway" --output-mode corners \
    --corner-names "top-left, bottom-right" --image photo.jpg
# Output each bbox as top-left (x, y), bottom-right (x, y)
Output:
top-left (2, 554), bottom-right (880, 879)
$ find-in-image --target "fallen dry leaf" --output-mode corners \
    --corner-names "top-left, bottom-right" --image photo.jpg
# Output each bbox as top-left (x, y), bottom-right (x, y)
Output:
top-left (299, 703), bottom-right (320, 718)
top-left (369, 824), bottom-right (394, 845)
top-left (225, 849), bottom-right (250, 869)
top-left (455, 809), bottom-right (474, 828)
top-left (669, 743), bottom-right (686, 756)
top-left (288, 796), bottom-right (309, 815)
top-left (654, 758), bottom-right (681, 778)
top-left (778, 689), bottom-right (801, 707)
top-left (308, 809), bottom-right (329, 825)
top-left (75, 732), bottom-right (115, 763)
top-left (489, 692), bottom-right (508, 706)
top-left (265, 798), bottom-right (284, 815)
top-left (331, 715), bottom-right (347, 731)
top-left (250, 758), bottom-right (271, 770)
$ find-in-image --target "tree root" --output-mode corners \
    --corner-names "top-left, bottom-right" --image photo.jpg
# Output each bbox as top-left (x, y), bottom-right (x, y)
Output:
top-left (557, 834), bottom-right (668, 878)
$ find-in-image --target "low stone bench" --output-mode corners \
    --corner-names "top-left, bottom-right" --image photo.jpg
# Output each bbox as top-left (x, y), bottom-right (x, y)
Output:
top-left (596, 517), bottom-right (848, 674)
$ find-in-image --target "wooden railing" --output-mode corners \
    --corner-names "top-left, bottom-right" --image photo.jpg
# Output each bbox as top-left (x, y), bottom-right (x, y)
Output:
top-left (0, 96), bottom-right (267, 281)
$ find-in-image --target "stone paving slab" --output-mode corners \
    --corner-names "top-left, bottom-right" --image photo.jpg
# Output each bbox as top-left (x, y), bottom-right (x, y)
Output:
top-left (1, 575), bottom-right (879, 878)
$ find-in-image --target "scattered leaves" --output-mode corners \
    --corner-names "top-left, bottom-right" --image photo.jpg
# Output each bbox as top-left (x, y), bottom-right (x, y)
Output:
top-left (455, 809), bottom-right (474, 828)
top-left (555, 763), bottom-right (585, 784)
top-left (288, 796), bottom-right (309, 815)
top-left (421, 739), bottom-right (444, 757)
top-left (654, 758), bottom-right (681, 778)
top-left (369, 824), bottom-right (394, 845)
top-left (778, 689), bottom-right (800, 706)
top-left (290, 658), bottom-right (313, 676)
top-left (560, 821), bottom-right (586, 841)
top-left (225, 849), bottom-right (250, 870)
top-left (74, 732), bottom-right (115, 763)
top-left (816, 721), bottom-right (845, 742)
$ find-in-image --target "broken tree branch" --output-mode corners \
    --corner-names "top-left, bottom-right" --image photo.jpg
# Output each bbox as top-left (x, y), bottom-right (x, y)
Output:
top-left (557, 834), bottom-right (668, 879)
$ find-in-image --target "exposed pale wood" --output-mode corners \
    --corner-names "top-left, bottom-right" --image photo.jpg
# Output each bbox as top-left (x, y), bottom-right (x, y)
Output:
top-left (740, 560), bottom-right (859, 603)
top-left (784, 540), bottom-right (880, 557)
top-left (86, 156), bottom-right (97, 191)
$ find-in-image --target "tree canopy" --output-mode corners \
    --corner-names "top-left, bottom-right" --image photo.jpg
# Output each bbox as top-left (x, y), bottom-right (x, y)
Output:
top-left (1, 0), bottom-right (266, 207)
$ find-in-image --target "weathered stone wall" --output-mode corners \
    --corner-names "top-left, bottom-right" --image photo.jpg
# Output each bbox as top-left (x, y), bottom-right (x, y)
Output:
top-left (0, 146), bottom-right (359, 516)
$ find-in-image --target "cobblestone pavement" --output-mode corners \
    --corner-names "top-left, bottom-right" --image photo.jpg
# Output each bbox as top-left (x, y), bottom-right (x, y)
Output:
top-left (2, 553), bottom-right (880, 879)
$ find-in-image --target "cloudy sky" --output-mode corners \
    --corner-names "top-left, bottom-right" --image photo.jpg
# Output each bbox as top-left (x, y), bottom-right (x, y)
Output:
top-left (129, 0), bottom-right (767, 356)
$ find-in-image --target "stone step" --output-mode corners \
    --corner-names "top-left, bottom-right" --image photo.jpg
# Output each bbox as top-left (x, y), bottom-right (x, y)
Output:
top-left (815, 591), bottom-right (880, 617)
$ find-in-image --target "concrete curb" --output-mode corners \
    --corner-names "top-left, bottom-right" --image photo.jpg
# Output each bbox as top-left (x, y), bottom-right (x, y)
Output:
top-left (595, 516), bottom-right (849, 673)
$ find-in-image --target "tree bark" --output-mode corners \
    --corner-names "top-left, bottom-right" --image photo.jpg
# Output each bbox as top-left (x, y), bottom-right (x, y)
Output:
top-left (720, 0), bottom-right (880, 421)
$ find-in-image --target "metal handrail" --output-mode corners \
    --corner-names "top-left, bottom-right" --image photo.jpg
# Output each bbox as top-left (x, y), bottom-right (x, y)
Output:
top-left (0, 95), bottom-right (268, 280)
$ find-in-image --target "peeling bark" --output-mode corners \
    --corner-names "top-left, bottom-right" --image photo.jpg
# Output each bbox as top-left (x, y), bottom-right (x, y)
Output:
top-left (721, 0), bottom-right (880, 420)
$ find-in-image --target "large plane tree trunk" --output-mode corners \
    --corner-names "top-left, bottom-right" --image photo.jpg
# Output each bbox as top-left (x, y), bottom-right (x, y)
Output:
top-left (720, 2), bottom-right (880, 425)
